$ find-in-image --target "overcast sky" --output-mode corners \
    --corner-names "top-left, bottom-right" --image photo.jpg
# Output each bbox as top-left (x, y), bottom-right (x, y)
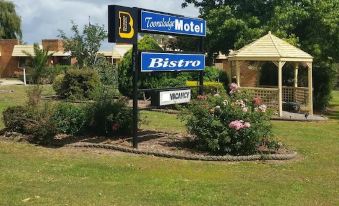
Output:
top-left (11, 0), bottom-right (199, 50)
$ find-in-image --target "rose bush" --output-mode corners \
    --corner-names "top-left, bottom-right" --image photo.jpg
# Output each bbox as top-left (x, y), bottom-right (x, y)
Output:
top-left (181, 84), bottom-right (276, 155)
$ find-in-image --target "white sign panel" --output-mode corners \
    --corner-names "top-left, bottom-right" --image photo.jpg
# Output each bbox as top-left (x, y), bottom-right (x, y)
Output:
top-left (159, 89), bottom-right (191, 106)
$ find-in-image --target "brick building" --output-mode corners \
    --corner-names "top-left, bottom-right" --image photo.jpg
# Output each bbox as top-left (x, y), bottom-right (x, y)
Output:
top-left (0, 39), bottom-right (132, 78)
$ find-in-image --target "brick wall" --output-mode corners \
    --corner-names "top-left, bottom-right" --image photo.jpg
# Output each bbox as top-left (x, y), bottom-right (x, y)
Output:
top-left (0, 39), bottom-right (19, 78)
top-left (240, 63), bottom-right (259, 87)
top-left (42, 39), bottom-right (64, 51)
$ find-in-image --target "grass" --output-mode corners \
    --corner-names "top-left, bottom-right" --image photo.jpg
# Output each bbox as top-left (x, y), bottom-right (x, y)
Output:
top-left (0, 85), bottom-right (338, 205)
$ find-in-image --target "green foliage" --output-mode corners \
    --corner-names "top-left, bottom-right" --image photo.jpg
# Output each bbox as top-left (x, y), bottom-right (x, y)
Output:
top-left (0, 0), bottom-right (21, 39)
top-left (94, 56), bottom-right (118, 86)
top-left (24, 44), bottom-right (54, 84)
top-left (86, 88), bottom-right (133, 136)
top-left (313, 61), bottom-right (337, 111)
top-left (164, 36), bottom-right (201, 52)
top-left (44, 65), bottom-right (69, 84)
top-left (51, 103), bottom-right (88, 135)
top-left (55, 68), bottom-right (101, 100)
top-left (186, 81), bottom-right (225, 97)
top-left (2, 106), bottom-right (31, 133)
top-left (183, 0), bottom-right (339, 109)
top-left (2, 104), bottom-right (57, 145)
top-left (119, 35), bottom-right (187, 97)
top-left (26, 85), bottom-right (42, 107)
top-left (52, 74), bottom-right (64, 95)
top-left (59, 22), bottom-right (107, 68)
top-left (181, 86), bottom-right (274, 155)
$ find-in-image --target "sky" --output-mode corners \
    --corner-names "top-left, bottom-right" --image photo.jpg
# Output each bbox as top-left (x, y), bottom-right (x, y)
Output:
top-left (11, 0), bottom-right (199, 50)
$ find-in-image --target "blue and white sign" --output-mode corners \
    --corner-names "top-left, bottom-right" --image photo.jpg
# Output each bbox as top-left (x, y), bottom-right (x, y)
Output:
top-left (141, 52), bottom-right (205, 72)
top-left (140, 10), bottom-right (206, 37)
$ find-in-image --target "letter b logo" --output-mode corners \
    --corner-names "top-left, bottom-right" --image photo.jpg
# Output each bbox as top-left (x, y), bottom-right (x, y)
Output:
top-left (119, 11), bottom-right (134, 39)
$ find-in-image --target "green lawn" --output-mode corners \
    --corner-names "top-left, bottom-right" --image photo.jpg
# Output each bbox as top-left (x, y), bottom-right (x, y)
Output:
top-left (0, 85), bottom-right (338, 205)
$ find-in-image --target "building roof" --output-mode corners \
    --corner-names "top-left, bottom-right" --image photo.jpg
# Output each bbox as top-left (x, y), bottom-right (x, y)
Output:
top-left (228, 31), bottom-right (313, 62)
top-left (52, 51), bottom-right (71, 57)
top-left (11, 44), bottom-right (132, 59)
top-left (97, 51), bottom-right (113, 57)
top-left (12, 45), bottom-right (37, 56)
top-left (12, 45), bottom-right (71, 57)
top-left (112, 44), bottom-right (133, 59)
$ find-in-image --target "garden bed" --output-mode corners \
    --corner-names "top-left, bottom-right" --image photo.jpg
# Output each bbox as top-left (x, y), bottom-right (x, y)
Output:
top-left (0, 130), bottom-right (297, 161)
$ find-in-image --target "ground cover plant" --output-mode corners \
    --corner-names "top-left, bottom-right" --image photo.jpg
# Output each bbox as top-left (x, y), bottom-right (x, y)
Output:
top-left (0, 85), bottom-right (338, 205)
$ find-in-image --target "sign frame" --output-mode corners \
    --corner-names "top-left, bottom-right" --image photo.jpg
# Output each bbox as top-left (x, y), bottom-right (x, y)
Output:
top-left (108, 5), bottom-right (205, 149)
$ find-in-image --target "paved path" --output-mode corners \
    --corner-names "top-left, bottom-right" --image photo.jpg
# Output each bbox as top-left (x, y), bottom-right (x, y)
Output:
top-left (272, 111), bottom-right (327, 121)
top-left (0, 79), bottom-right (24, 86)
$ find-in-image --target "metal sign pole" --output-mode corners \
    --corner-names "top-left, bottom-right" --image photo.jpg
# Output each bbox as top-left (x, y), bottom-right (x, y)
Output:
top-left (132, 43), bottom-right (139, 148)
top-left (199, 37), bottom-right (204, 95)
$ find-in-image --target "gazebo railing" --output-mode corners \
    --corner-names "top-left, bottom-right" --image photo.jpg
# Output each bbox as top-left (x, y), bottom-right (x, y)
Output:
top-left (282, 86), bottom-right (309, 111)
top-left (239, 86), bottom-right (310, 113)
top-left (239, 87), bottom-right (279, 112)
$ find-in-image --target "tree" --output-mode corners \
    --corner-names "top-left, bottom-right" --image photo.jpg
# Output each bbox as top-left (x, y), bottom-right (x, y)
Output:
top-left (182, 0), bottom-right (339, 110)
top-left (58, 22), bottom-right (107, 68)
top-left (0, 0), bottom-right (22, 39)
top-left (24, 44), bottom-right (53, 84)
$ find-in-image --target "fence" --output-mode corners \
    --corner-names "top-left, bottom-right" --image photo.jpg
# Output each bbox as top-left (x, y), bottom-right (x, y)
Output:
top-left (240, 86), bottom-right (310, 113)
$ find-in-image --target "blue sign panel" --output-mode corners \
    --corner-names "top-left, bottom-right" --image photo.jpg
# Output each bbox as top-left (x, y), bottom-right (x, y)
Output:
top-left (141, 52), bottom-right (205, 72)
top-left (140, 10), bottom-right (206, 37)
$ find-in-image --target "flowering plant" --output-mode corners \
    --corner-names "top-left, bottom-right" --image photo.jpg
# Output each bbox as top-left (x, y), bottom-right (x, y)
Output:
top-left (180, 85), bottom-right (274, 155)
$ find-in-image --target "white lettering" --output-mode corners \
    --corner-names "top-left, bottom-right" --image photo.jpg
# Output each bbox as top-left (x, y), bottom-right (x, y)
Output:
top-left (175, 19), bottom-right (183, 31)
top-left (143, 12), bottom-right (204, 35)
top-left (149, 58), bottom-right (163, 68)
top-left (194, 25), bottom-right (200, 33)
top-left (178, 60), bottom-right (185, 67)
top-left (192, 61), bottom-right (201, 67)
top-left (184, 23), bottom-right (190, 31)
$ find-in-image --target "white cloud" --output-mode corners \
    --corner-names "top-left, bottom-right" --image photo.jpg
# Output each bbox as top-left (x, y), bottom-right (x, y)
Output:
top-left (11, 0), bottom-right (199, 49)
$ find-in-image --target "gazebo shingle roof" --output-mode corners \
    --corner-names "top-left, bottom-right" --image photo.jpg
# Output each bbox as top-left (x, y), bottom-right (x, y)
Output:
top-left (228, 32), bottom-right (313, 62)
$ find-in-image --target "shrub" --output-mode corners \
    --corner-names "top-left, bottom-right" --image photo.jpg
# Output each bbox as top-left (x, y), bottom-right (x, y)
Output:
top-left (186, 81), bottom-right (225, 97)
top-left (183, 66), bottom-right (229, 88)
top-left (52, 74), bottom-right (65, 95)
top-left (86, 88), bottom-right (133, 136)
top-left (2, 106), bottom-right (32, 133)
top-left (44, 65), bottom-right (69, 83)
top-left (26, 85), bottom-right (42, 106)
top-left (2, 104), bottom-right (57, 145)
top-left (55, 68), bottom-right (101, 100)
top-left (180, 83), bottom-right (274, 155)
top-left (51, 103), bottom-right (88, 135)
top-left (94, 56), bottom-right (118, 86)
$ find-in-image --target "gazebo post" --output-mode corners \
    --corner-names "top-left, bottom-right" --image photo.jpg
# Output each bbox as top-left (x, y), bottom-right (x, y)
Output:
top-left (294, 63), bottom-right (298, 88)
top-left (293, 63), bottom-right (298, 102)
top-left (307, 62), bottom-right (313, 115)
top-left (278, 61), bottom-right (283, 117)
top-left (235, 61), bottom-right (241, 86)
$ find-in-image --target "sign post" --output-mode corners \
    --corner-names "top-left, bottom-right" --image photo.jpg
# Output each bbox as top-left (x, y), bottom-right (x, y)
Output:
top-left (132, 44), bottom-right (138, 148)
top-left (109, 5), bottom-right (206, 148)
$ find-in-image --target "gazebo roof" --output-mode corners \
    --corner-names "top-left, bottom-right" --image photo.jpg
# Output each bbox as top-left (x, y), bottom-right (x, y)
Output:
top-left (228, 32), bottom-right (313, 62)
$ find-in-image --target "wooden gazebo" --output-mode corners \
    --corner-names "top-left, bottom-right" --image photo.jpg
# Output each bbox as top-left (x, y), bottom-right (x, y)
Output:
top-left (228, 32), bottom-right (313, 117)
